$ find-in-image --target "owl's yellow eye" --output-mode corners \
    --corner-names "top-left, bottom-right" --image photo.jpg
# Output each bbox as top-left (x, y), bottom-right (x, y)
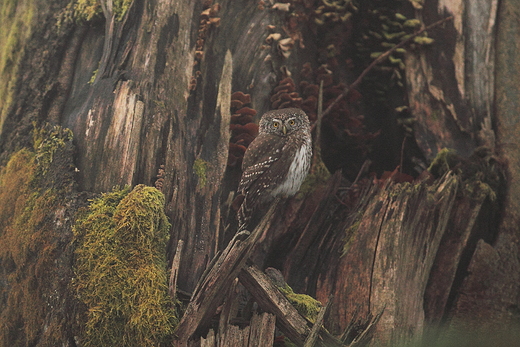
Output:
top-left (289, 119), bottom-right (295, 125)
top-left (273, 121), bottom-right (279, 127)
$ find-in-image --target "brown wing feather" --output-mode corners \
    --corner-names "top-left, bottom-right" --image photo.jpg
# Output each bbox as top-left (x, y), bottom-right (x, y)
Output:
top-left (237, 133), bottom-right (304, 229)
top-left (238, 133), bottom-right (284, 193)
top-left (237, 133), bottom-right (285, 229)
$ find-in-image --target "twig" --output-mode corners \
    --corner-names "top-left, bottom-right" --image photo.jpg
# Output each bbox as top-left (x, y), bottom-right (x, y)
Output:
top-left (399, 136), bottom-right (407, 173)
top-left (169, 240), bottom-right (184, 299)
top-left (321, 16), bottom-right (454, 119)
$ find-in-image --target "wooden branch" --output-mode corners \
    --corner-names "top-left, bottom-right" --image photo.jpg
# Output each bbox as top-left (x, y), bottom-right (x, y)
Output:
top-left (200, 330), bottom-right (216, 347)
top-left (248, 312), bottom-right (276, 347)
top-left (169, 240), bottom-right (184, 299)
top-left (239, 264), bottom-right (345, 347)
top-left (321, 16), bottom-right (454, 119)
top-left (174, 203), bottom-right (278, 346)
top-left (218, 280), bottom-right (239, 346)
top-left (348, 309), bottom-right (384, 347)
top-left (304, 295), bottom-right (333, 347)
top-left (224, 325), bottom-right (250, 346)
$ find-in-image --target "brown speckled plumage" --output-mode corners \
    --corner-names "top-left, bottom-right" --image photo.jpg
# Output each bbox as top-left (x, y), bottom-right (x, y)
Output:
top-left (237, 108), bottom-right (312, 230)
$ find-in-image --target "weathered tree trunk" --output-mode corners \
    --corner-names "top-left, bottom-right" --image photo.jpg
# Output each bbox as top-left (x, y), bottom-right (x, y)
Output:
top-left (0, 0), bottom-right (519, 346)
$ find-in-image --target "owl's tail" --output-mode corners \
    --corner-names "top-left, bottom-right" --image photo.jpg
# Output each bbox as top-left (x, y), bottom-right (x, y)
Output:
top-left (237, 195), bottom-right (252, 231)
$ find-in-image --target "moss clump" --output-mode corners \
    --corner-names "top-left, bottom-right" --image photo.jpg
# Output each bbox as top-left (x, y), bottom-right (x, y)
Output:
top-left (73, 0), bottom-right (132, 22)
top-left (113, 0), bottom-right (133, 21)
top-left (428, 147), bottom-right (500, 202)
top-left (193, 158), bottom-right (209, 188)
top-left (0, 0), bottom-right (35, 134)
top-left (72, 0), bottom-right (102, 22)
top-left (88, 68), bottom-right (98, 84)
top-left (427, 148), bottom-right (459, 177)
top-left (73, 184), bottom-right (177, 346)
top-left (0, 124), bottom-right (75, 346)
top-left (278, 284), bottom-right (322, 322)
top-left (32, 122), bottom-right (73, 175)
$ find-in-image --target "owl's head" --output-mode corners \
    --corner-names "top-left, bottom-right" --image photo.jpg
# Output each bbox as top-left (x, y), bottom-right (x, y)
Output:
top-left (259, 108), bottom-right (310, 136)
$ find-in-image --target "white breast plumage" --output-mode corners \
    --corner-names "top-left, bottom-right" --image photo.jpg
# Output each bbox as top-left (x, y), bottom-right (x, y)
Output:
top-left (271, 140), bottom-right (311, 197)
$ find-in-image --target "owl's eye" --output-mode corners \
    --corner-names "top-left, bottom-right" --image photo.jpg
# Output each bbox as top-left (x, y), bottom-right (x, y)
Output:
top-left (289, 119), bottom-right (295, 125)
top-left (273, 121), bottom-right (279, 128)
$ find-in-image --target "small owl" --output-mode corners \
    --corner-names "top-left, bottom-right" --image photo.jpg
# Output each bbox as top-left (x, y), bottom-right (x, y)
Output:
top-left (237, 108), bottom-right (312, 230)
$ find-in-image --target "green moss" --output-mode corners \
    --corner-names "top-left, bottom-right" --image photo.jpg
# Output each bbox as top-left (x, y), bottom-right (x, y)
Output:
top-left (113, 0), bottom-right (133, 21)
top-left (0, 124), bottom-right (74, 345)
top-left (73, 0), bottom-right (132, 22)
top-left (352, 0), bottom-right (434, 101)
top-left (73, 0), bottom-right (102, 22)
top-left (73, 185), bottom-right (177, 346)
top-left (278, 284), bottom-right (322, 322)
top-left (88, 68), bottom-right (98, 84)
top-left (0, 0), bottom-right (35, 134)
top-left (463, 181), bottom-right (497, 202)
top-left (193, 158), bottom-right (209, 188)
top-left (32, 122), bottom-right (73, 175)
top-left (427, 148), bottom-right (458, 177)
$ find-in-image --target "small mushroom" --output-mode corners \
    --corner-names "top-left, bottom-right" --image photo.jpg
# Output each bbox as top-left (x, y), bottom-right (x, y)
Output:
top-left (278, 37), bottom-right (294, 58)
top-left (265, 33), bottom-right (282, 43)
top-left (209, 17), bottom-right (221, 27)
top-left (231, 100), bottom-right (244, 109)
top-left (231, 91), bottom-right (251, 104)
top-left (235, 107), bottom-right (257, 116)
top-left (272, 2), bottom-right (290, 11)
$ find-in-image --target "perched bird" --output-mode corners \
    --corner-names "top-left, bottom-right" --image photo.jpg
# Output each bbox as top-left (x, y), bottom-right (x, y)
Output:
top-left (237, 108), bottom-right (312, 230)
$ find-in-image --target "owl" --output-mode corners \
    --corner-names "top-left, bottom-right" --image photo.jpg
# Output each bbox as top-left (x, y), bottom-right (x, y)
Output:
top-left (237, 108), bottom-right (312, 230)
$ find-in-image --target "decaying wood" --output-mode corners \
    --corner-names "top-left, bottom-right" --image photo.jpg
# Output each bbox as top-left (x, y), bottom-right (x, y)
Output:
top-left (239, 264), bottom-right (308, 345)
top-left (174, 202), bottom-right (277, 346)
top-left (424, 186), bottom-right (490, 325)
top-left (247, 312), bottom-right (276, 347)
top-left (200, 330), bottom-right (216, 347)
top-left (304, 295), bottom-right (333, 347)
top-left (405, 4), bottom-right (498, 159)
top-left (174, 231), bottom-right (254, 346)
top-left (369, 174), bottom-right (459, 343)
top-left (217, 279), bottom-right (239, 346)
top-left (239, 264), bottom-right (345, 347)
top-left (169, 240), bottom-right (184, 299)
top-left (280, 171), bottom-right (466, 343)
top-left (198, 312), bottom-right (276, 347)
top-left (345, 309), bottom-right (385, 347)
top-left (449, 235), bottom-right (520, 331)
top-left (224, 325), bottom-right (250, 346)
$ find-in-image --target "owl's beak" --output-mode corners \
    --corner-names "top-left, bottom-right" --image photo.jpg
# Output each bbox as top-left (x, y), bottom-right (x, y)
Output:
top-left (282, 125), bottom-right (287, 135)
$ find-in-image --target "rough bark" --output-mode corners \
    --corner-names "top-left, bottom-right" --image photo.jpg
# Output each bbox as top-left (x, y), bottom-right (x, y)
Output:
top-left (0, 0), bottom-right (519, 346)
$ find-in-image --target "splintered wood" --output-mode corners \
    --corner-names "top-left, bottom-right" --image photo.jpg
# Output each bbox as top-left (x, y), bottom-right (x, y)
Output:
top-left (173, 171), bottom-right (477, 346)
top-left (174, 203), bottom-right (277, 346)
top-left (202, 312), bottom-right (276, 347)
top-left (173, 199), bottom-right (349, 347)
